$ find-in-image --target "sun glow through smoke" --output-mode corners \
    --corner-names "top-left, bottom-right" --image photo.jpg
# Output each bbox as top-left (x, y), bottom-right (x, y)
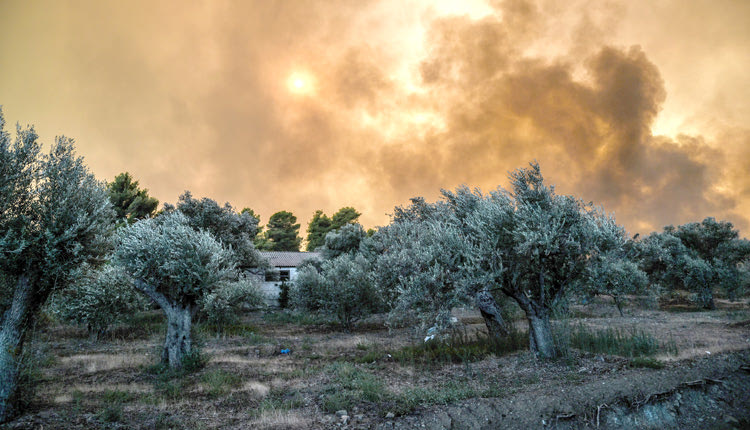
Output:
top-left (287, 71), bottom-right (314, 95)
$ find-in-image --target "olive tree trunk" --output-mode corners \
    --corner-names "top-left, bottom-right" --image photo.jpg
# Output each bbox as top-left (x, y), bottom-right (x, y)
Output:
top-left (0, 276), bottom-right (35, 423)
top-left (161, 303), bottom-right (193, 367)
top-left (134, 280), bottom-right (193, 368)
top-left (507, 289), bottom-right (558, 359)
top-left (527, 312), bottom-right (556, 359)
top-left (475, 289), bottom-right (509, 340)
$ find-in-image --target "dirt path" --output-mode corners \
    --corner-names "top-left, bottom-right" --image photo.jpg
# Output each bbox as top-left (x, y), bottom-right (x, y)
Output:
top-left (379, 349), bottom-right (750, 430)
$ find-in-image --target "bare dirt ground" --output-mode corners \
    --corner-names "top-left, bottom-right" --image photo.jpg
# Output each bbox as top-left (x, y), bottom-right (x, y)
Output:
top-left (4, 297), bottom-right (750, 429)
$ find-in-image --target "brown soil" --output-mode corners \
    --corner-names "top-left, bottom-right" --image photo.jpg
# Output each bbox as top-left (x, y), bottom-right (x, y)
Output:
top-left (4, 298), bottom-right (750, 429)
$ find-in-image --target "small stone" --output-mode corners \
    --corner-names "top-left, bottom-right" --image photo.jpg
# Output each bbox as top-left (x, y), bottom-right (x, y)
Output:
top-left (336, 410), bottom-right (348, 418)
top-left (385, 412), bottom-right (395, 418)
top-left (341, 415), bottom-right (350, 424)
top-left (355, 414), bottom-right (365, 420)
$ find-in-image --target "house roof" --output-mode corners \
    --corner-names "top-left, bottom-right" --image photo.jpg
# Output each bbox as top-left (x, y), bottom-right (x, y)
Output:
top-left (260, 251), bottom-right (321, 268)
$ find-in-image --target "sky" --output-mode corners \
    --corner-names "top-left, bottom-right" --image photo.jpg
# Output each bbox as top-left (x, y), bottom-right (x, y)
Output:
top-left (1, 0), bottom-right (749, 235)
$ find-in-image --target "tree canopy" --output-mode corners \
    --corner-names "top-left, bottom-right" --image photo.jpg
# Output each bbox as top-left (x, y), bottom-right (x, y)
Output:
top-left (305, 207), bottom-right (361, 251)
top-left (107, 172), bottom-right (158, 223)
top-left (261, 211), bottom-right (302, 251)
top-left (306, 210), bottom-right (333, 251)
top-left (164, 192), bottom-right (265, 269)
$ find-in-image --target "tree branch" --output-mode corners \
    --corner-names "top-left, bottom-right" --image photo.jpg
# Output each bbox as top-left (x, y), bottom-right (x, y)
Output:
top-left (133, 279), bottom-right (171, 311)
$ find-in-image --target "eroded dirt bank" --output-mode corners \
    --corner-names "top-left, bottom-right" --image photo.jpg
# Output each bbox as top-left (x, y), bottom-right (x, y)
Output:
top-left (379, 349), bottom-right (750, 430)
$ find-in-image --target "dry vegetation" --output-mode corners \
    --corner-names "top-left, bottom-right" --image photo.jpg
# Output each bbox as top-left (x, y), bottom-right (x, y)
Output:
top-left (6, 297), bottom-right (750, 429)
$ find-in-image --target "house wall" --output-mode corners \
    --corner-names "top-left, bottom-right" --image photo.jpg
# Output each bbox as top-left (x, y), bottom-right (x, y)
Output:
top-left (260, 267), bottom-right (299, 307)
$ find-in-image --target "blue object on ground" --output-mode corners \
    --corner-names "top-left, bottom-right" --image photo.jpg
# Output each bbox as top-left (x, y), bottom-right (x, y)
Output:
top-left (280, 349), bottom-right (290, 354)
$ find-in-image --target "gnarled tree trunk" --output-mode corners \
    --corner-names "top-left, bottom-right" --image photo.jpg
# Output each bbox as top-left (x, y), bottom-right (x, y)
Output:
top-left (161, 303), bottom-right (193, 368)
top-left (0, 276), bottom-right (35, 423)
top-left (527, 312), bottom-right (556, 359)
top-left (134, 280), bottom-right (193, 369)
top-left (475, 289), bottom-right (509, 340)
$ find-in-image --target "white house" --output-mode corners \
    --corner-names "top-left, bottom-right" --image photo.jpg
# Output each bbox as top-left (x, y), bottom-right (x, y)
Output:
top-left (258, 251), bottom-right (321, 306)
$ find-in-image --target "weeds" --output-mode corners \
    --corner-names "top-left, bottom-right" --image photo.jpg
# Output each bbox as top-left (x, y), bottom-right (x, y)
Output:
top-left (201, 369), bottom-right (242, 398)
top-left (252, 387), bottom-right (305, 417)
top-left (391, 329), bottom-right (527, 366)
top-left (389, 381), bottom-right (490, 416)
top-left (563, 323), bottom-right (677, 357)
top-left (321, 363), bottom-right (387, 412)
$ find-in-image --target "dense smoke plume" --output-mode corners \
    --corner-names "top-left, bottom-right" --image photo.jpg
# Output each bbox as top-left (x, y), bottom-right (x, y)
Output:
top-left (1, 0), bottom-right (748, 233)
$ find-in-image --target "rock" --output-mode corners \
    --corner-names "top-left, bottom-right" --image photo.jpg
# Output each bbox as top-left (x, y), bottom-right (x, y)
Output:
top-left (336, 410), bottom-right (348, 418)
top-left (385, 412), bottom-right (395, 419)
top-left (341, 415), bottom-right (350, 424)
top-left (724, 415), bottom-right (739, 424)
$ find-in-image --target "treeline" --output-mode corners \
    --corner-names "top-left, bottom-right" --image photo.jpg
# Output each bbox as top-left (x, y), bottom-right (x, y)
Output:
top-left (108, 171), bottom-right (364, 253)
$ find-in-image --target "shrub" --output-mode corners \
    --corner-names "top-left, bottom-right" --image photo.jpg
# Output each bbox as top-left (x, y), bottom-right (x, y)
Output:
top-left (291, 253), bottom-right (383, 329)
top-left (198, 274), bottom-right (264, 334)
top-left (49, 264), bottom-right (148, 339)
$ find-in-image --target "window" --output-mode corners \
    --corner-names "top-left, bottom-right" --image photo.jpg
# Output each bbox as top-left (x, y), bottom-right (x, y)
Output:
top-left (279, 270), bottom-right (291, 282)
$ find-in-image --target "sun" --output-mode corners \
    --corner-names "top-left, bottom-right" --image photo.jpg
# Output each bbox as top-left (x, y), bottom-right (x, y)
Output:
top-left (286, 71), bottom-right (315, 95)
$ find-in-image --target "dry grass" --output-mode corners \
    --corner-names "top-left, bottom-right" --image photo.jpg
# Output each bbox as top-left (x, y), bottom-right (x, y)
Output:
top-left (247, 409), bottom-right (312, 429)
top-left (58, 353), bottom-right (149, 372)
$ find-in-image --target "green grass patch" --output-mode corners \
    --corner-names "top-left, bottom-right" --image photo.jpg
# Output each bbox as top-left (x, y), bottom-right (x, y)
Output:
top-left (95, 389), bottom-right (137, 424)
top-left (201, 369), bottom-right (243, 398)
top-left (388, 381), bottom-right (497, 416)
top-left (321, 363), bottom-right (388, 412)
top-left (391, 330), bottom-right (527, 366)
top-left (568, 324), bottom-right (677, 357)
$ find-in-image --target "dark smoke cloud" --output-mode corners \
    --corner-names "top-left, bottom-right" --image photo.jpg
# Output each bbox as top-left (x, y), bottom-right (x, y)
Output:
top-left (0, 0), bottom-right (747, 234)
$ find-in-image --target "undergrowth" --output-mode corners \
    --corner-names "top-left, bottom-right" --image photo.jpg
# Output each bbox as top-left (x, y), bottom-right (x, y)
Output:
top-left (391, 328), bottom-right (528, 366)
top-left (562, 323), bottom-right (678, 357)
top-left (262, 310), bottom-right (335, 326)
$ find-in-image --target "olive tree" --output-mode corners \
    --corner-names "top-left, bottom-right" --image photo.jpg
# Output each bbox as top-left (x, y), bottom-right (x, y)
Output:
top-left (291, 253), bottom-right (382, 329)
top-left (114, 212), bottom-right (235, 368)
top-left (673, 218), bottom-right (750, 308)
top-left (443, 163), bottom-right (624, 358)
top-left (640, 219), bottom-right (750, 309)
top-left (0, 113), bottom-right (114, 421)
top-left (49, 264), bottom-right (147, 339)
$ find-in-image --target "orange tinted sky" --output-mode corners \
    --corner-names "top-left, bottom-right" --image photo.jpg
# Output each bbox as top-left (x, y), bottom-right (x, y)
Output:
top-left (1, 0), bottom-right (748, 234)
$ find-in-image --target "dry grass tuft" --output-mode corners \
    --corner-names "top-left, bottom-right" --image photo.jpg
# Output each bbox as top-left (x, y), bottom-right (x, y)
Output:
top-left (239, 381), bottom-right (270, 397)
top-left (59, 353), bottom-right (148, 372)
top-left (248, 409), bottom-right (311, 429)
